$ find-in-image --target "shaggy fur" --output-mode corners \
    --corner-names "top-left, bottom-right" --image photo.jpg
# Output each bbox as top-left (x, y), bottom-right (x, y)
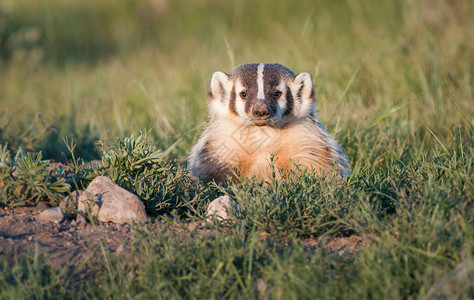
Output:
top-left (188, 63), bottom-right (350, 183)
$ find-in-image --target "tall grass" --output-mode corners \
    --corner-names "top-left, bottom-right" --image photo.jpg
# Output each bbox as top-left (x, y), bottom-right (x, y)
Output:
top-left (0, 0), bottom-right (473, 298)
top-left (0, 0), bottom-right (471, 160)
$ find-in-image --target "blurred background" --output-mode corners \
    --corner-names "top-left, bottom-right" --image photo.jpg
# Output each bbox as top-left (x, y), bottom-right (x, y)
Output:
top-left (0, 0), bottom-right (472, 164)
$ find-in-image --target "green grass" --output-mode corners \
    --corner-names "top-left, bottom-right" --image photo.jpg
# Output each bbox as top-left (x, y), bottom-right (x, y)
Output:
top-left (0, 0), bottom-right (473, 298)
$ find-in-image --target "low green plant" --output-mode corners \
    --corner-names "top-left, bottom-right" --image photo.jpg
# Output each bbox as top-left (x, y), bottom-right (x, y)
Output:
top-left (0, 145), bottom-right (70, 207)
top-left (0, 133), bottom-right (217, 215)
top-left (98, 132), bottom-right (216, 216)
top-left (62, 138), bottom-right (103, 191)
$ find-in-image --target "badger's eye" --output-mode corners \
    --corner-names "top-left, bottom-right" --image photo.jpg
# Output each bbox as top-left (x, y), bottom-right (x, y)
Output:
top-left (272, 91), bottom-right (282, 98)
top-left (240, 91), bottom-right (248, 99)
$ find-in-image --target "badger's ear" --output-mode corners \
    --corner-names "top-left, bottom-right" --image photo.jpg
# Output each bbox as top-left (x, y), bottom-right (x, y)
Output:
top-left (209, 71), bottom-right (231, 101)
top-left (208, 71), bottom-right (232, 117)
top-left (290, 72), bottom-right (315, 118)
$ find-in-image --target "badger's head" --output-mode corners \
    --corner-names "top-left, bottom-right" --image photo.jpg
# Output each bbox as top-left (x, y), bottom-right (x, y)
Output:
top-left (207, 63), bottom-right (315, 127)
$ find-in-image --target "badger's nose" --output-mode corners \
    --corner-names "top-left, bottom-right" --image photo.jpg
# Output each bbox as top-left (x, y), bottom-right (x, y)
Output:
top-left (252, 104), bottom-right (270, 118)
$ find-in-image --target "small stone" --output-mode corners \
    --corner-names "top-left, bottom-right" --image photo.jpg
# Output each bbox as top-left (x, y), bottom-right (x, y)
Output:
top-left (78, 176), bottom-right (147, 224)
top-left (206, 195), bottom-right (239, 222)
top-left (38, 207), bottom-right (64, 223)
top-left (37, 232), bottom-right (48, 239)
top-left (116, 244), bottom-right (125, 254)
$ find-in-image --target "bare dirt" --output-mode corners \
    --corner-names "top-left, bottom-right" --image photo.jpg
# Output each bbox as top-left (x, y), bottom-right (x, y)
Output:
top-left (0, 204), bottom-right (132, 270)
top-left (0, 203), bottom-right (363, 271)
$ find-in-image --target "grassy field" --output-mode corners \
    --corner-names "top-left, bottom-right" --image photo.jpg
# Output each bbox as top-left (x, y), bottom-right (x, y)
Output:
top-left (1, 0), bottom-right (473, 298)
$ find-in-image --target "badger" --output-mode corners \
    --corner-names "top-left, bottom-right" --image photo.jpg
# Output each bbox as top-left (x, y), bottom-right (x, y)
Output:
top-left (188, 63), bottom-right (350, 183)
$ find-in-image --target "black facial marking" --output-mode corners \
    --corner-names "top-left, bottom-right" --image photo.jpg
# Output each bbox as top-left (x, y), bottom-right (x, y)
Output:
top-left (264, 77), bottom-right (280, 94)
top-left (262, 65), bottom-right (287, 99)
top-left (232, 64), bottom-right (259, 89)
top-left (267, 101), bottom-right (277, 116)
top-left (229, 86), bottom-right (238, 115)
top-left (244, 97), bottom-right (253, 114)
top-left (284, 85), bottom-right (294, 116)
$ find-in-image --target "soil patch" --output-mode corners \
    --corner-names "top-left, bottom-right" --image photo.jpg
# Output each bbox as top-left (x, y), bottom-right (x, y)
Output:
top-left (0, 204), bottom-right (363, 271)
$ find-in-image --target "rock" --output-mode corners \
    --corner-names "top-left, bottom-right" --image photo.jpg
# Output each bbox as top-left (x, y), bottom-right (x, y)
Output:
top-left (78, 176), bottom-right (147, 224)
top-left (206, 195), bottom-right (239, 222)
top-left (37, 232), bottom-right (48, 240)
top-left (38, 207), bottom-right (64, 223)
top-left (60, 190), bottom-right (82, 213)
top-left (116, 244), bottom-right (125, 254)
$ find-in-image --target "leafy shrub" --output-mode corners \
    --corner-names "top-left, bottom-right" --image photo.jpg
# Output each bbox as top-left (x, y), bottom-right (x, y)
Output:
top-left (98, 133), bottom-right (215, 216)
top-left (0, 145), bottom-right (70, 207)
top-left (0, 133), bottom-right (217, 216)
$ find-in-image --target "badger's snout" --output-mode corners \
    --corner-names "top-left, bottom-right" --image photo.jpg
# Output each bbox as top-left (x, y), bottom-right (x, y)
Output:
top-left (251, 103), bottom-right (270, 118)
top-left (248, 100), bottom-right (278, 126)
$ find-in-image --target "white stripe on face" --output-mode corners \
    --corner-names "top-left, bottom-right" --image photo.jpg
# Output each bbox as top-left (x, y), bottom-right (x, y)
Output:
top-left (257, 63), bottom-right (265, 100)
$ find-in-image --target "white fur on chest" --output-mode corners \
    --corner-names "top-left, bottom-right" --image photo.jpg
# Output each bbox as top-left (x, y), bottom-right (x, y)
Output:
top-left (212, 119), bottom-right (277, 164)
top-left (209, 118), bottom-right (322, 171)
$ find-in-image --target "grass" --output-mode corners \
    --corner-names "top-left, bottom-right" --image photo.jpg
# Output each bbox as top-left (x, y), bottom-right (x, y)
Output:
top-left (0, 0), bottom-right (473, 298)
